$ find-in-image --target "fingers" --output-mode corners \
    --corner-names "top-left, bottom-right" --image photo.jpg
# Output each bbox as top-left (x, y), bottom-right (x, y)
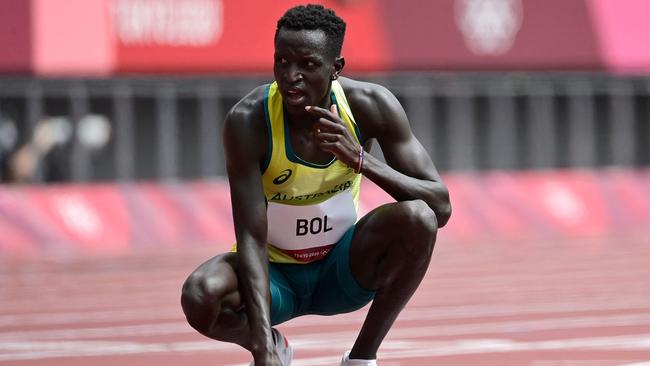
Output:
top-left (313, 117), bottom-right (343, 135)
top-left (305, 105), bottom-right (340, 122)
top-left (314, 131), bottom-right (339, 143)
top-left (315, 137), bottom-right (341, 155)
top-left (306, 105), bottom-right (345, 139)
top-left (304, 105), bottom-right (329, 115)
top-left (314, 129), bottom-right (354, 152)
top-left (307, 104), bottom-right (358, 167)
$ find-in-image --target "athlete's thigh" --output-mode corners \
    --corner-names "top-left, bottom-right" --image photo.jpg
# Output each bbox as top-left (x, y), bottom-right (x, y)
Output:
top-left (308, 226), bottom-right (375, 316)
top-left (185, 252), bottom-right (299, 326)
top-left (268, 262), bottom-right (299, 325)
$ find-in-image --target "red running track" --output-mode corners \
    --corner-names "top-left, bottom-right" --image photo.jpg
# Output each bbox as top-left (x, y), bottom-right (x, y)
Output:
top-left (1, 234), bottom-right (650, 366)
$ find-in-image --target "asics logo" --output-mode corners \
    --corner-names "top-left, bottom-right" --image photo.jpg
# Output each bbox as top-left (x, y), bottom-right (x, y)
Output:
top-left (273, 169), bottom-right (292, 185)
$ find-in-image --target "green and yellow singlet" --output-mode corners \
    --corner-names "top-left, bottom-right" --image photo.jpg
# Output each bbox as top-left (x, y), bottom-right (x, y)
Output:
top-left (260, 80), bottom-right (363, 264)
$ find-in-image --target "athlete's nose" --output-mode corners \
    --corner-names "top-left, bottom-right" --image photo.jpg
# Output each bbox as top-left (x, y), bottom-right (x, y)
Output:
top-left (283, 64), bottom-right (303, 84)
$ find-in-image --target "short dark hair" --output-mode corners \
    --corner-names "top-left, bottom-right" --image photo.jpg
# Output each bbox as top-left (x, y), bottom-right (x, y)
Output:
top-left (275, 4), bottom-right (347, 57)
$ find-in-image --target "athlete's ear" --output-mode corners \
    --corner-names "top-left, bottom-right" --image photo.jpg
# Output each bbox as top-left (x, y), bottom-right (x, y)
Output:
top-left (332, 57), bottom-right (345, 80)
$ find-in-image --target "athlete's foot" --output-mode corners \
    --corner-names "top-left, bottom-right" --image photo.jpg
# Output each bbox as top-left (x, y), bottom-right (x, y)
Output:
top-left (249, 328), bottom-right (293, 366)
top-left (340, 350), bottom-right (377, 366)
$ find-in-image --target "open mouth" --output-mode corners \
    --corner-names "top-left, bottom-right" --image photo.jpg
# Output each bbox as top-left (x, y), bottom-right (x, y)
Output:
top-left (285, 89), bottom-right (307, 106)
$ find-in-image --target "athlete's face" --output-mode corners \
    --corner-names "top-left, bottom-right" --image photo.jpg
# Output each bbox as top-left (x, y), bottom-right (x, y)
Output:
top-left (274, 28), bottom-right (343, 115)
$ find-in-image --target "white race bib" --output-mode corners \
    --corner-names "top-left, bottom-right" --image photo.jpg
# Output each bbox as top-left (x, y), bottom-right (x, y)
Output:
top-left (266, 190), bottom-right (357, 251)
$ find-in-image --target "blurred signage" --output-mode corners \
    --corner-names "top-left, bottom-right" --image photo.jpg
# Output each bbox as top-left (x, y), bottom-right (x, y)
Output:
top-left (380, 0), bottom-right (602, 70)
top-left (112, 0), bottom-right (223, 46)
top-left (52, 193), bottom-right (105, 241)
top-left (1, 0), bottom-right (650, 74)
top-left (113, 0), bottom-right (389, 73)
top-left (113, 0), bottom-right (234, 72)
top-left (454, 0), bottom-right (523, 56)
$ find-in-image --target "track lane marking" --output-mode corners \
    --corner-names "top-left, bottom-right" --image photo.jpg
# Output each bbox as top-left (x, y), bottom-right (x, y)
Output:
top-left (3, 312), bottom-right (650, 342)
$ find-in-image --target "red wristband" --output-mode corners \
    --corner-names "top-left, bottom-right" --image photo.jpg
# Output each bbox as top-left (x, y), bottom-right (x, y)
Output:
top-left (354, 148), bottom-right (364, 174)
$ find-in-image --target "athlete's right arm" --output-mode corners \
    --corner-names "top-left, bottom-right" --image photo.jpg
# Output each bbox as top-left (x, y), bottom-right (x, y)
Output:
top-left (222, 87), bottom-right (278, 364)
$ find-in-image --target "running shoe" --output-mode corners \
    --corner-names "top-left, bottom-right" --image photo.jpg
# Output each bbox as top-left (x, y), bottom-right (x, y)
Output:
top-left (340, 350), bottom-right (378, 366)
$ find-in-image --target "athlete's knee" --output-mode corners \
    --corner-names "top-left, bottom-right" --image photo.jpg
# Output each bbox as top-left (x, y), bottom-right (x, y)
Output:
top-left (396, 199), bottom-right (438, 257)
top-left (399, 199), bottom-right (438, 237)
top-left (180, 271), bottom-right (224, 334)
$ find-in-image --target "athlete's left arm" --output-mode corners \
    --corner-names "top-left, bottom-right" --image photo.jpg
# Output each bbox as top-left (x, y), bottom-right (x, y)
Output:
top-left (358, 84), bottom-right (451, 227)
top-left (309, 81), bottom-right (451, 227)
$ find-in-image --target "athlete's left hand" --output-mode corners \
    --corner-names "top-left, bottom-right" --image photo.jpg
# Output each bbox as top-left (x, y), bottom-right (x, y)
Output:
top-left (305, 104), bottom-right (362, 170)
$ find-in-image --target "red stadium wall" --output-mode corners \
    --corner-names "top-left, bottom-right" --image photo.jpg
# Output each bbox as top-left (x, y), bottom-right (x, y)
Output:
top-left (379, 0), bottom-right (602, 71)
top-left (0, 0), bottom-right (32, 74)
top-left (113, 0), bottom-right (390, 73)
top-left (2, 0), bottom-right (650, 75)
top-left (1, 169), bottom-right (649, 256)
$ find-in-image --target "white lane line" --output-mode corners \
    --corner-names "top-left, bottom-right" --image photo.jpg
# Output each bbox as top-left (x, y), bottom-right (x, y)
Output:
top-left (5, 332), bottom-right (646, 363)
top-left (388, 313), bottom-right (650, 340)
top-left (2, 298), bottom-right (650, 329)
top-left (287, 296), bottom-right (650, 327)
top-left (0, 322), bottom-right (190, 341)
top-left (0, 293), bottom-right (177, 314)
top-left (0, 308), bottom-right (182, 327)
top-left (530, 362), bottom-right (647, 366)
top-left (3, 312), bottom-right (650, 342)
top-left (290, 301), bottom-right (650, 327)
top-left (0, 339), bottom-right (238, 361)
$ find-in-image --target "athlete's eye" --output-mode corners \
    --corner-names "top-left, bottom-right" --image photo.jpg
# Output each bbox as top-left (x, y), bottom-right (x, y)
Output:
top-left (304, 60), bottom-right (319, 69)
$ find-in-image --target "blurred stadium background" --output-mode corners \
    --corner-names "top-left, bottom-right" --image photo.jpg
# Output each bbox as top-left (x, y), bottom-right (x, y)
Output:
top-left (1, 0), bottom-right (650, 365)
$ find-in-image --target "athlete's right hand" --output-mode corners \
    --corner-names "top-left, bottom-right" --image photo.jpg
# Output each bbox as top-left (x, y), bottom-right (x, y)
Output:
top-left (306, 104), bottom-right (362, 171)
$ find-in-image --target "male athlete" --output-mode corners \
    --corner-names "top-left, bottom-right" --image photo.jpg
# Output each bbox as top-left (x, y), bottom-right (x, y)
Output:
top-left (181, 4), bottom-right (451, 366)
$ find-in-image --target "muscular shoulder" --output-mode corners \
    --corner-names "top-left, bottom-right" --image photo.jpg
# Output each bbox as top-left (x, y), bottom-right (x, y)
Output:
top-left (225, 84), bottom-right (267, 131)
top-left (223, 85), bottom-right (269, 162)
top-left (338, 77), bottom-right (406, 140)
